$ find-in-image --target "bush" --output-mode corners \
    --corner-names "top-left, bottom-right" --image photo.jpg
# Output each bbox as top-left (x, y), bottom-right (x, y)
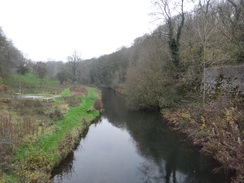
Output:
top-left (93, 99), bottom-right (103, 111)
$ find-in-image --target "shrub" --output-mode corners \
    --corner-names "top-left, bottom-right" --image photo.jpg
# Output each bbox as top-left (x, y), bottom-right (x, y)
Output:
top-left (93, 99), bottom-right (103, 111)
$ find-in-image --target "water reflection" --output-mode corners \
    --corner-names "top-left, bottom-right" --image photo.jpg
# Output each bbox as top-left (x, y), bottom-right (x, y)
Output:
top-left (137, 160), bottom-right (165, 183)
top-left (102, 89), bottom-right (229, 183)
top-left (53, 152), bottom-right (75, 183)
top-left (52, 89), bottom-right (229, 183)
top-left (52, 118), bottom-right (103, 183)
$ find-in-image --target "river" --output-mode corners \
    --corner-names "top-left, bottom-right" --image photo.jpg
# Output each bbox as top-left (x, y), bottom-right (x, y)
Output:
top-left (52, 89), bottom-right (230, 183)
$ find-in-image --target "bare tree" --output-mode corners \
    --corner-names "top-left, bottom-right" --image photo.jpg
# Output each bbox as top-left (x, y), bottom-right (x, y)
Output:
top-left (67, 51), bottom-right (82, 83)
top-left (217, 0), bottom-right (244, 63)
top-left (152, 0), bottom-right (185, 66)
top-left (193, 0), bottom-right (219, 104)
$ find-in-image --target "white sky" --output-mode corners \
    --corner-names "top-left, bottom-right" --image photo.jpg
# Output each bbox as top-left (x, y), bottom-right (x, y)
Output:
top-left (0, 0), bottom-right (158, 61)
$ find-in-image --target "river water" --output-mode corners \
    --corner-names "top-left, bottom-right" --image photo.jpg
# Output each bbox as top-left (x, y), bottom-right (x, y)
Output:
top-left (52, 89), bottom-right (230, 183)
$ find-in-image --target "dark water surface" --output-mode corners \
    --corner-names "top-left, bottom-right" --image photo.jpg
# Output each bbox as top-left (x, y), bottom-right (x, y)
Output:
top-left (52, 89), bottom-right (230, 183)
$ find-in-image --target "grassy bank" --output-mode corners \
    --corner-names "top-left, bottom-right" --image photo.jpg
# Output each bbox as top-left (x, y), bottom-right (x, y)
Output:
top-left (162, 95), bottom-right (244, 183)
top-left (0, 86), bottom-right (102, 183)
top-left (5, 73), bottom-right (64, 94)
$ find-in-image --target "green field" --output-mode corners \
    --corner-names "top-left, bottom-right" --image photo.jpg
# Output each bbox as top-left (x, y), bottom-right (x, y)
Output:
top-left (5, 73), bottom-right (63, 94)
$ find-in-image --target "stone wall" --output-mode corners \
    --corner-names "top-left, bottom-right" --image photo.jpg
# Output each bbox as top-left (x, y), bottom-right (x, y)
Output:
top-left (204, 65), bottom-right (244, 95)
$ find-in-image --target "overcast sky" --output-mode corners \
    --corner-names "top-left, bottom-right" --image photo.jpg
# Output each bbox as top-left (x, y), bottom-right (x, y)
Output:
top-left (0, 0), bottom-right (159, 61)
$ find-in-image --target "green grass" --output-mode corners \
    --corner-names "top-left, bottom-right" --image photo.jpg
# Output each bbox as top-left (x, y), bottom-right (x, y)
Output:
top-left (7, 73), bottom-right (59, 85)
top-left (1, 173), bottom-right (17, 183)
top-left (60, 88), bottom-right (71, 97)
top-left (7, 88), bottom-right (100, 182)
top-left (5, 73), bottom-right (62, 93)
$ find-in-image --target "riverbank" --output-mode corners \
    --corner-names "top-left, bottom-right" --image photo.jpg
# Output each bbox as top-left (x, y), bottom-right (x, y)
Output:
top-left (52, 88), bottom-right (229, 183)
top-left (162, 95), bottom-right (244, 183)
top-left (0, 86), bottom-right (102, 183)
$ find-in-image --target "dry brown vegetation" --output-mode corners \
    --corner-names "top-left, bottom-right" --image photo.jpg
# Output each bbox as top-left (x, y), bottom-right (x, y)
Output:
top-left (70, 86), bottom-right (88, 97)
top-left (163, 95), bottom-right (244, 183)
top-left (0, 91), bottom-right (68, 178)
top-left (0, 84), bottom-right (7, 92)
top-left (61, 96), bottom-right (82, 107)
top-left (60, 86), bottom-right (89, 107)
top-left (93, 98), bottom-right (103, 111)
top-left (0, 96), bottom-right (66, 176)
top-left (0, 86), bottom-right (102, 182)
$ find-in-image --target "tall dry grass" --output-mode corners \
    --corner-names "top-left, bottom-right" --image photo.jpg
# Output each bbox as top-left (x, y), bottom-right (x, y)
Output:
top-left (0, 97), bottom-right (62, 173)
top-left (70, 86), bottom-right (88, 97)
top-left (0, 110), bottom-right (40, 173)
